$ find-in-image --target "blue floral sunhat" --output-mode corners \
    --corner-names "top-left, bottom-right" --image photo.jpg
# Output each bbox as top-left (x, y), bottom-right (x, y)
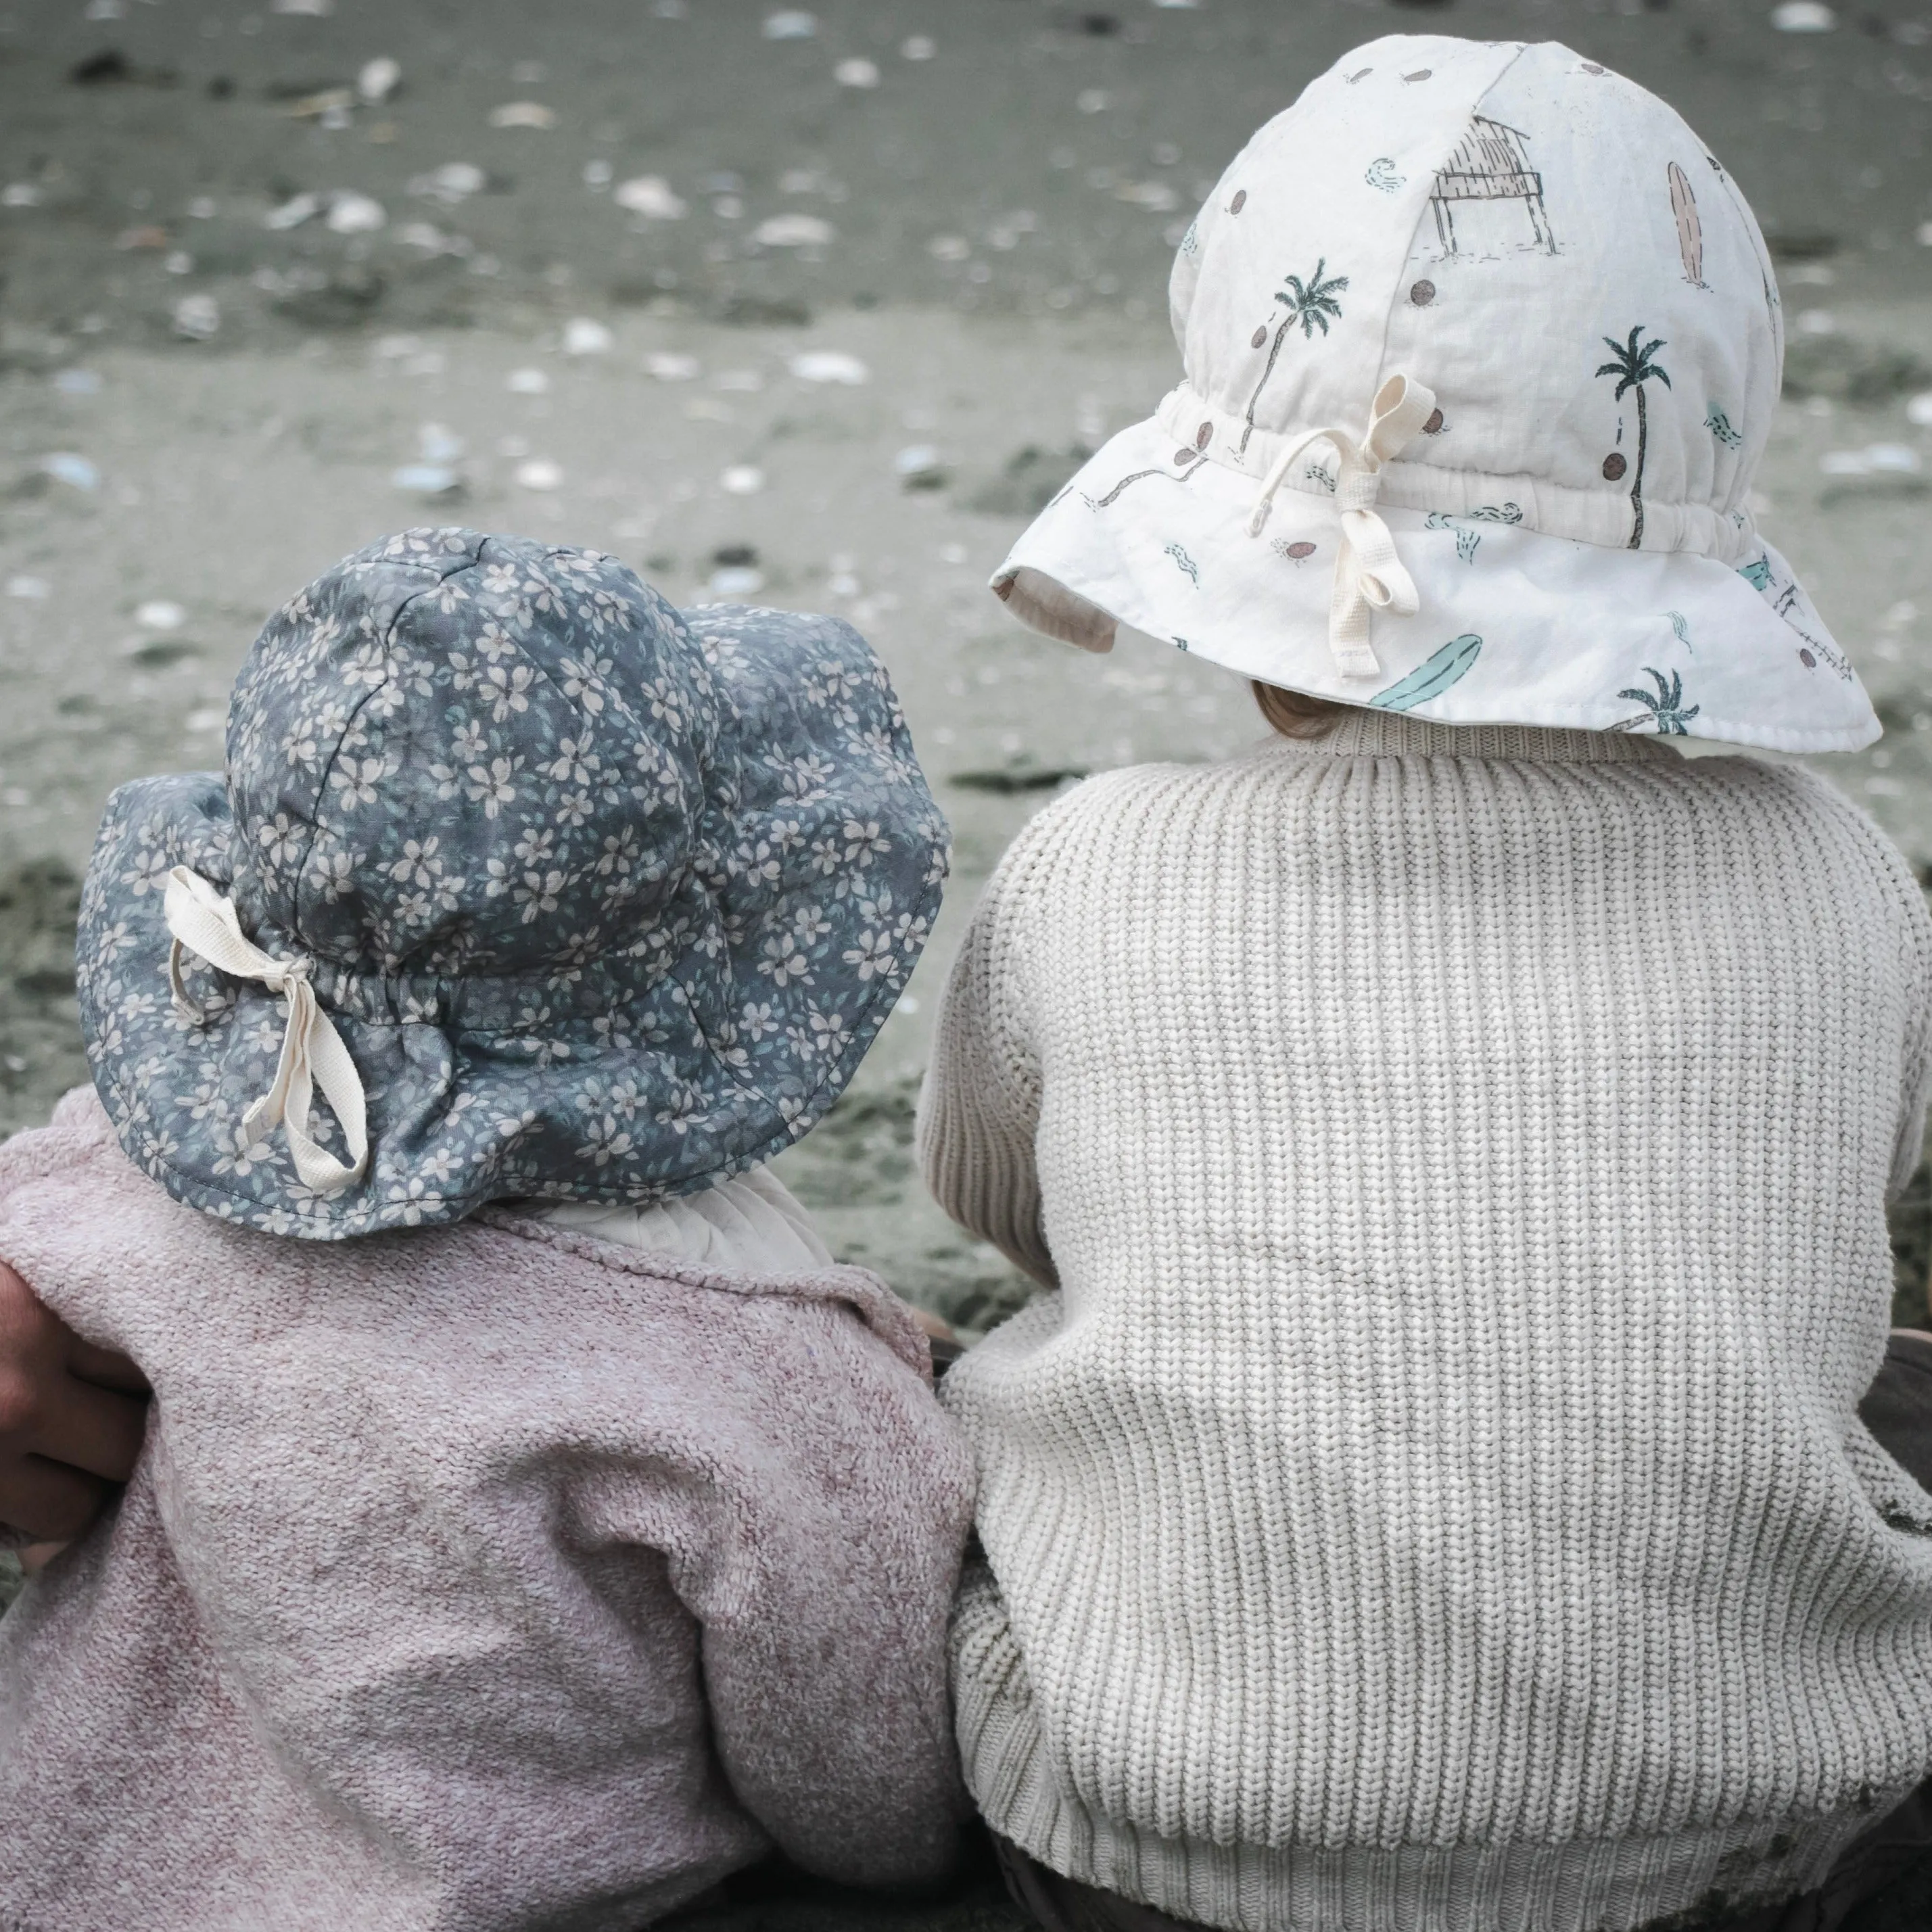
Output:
top-left (77, 528), bottom-right (948, 1238)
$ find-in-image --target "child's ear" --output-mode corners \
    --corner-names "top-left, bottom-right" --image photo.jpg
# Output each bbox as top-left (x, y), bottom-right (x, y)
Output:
top-left (992, 568), bottom-right (1117, 655)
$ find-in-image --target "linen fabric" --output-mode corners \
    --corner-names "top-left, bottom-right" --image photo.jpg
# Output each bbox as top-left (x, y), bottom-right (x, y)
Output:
top-left (536, 1163), bottom-right (835, 1271)
top-left (78, 527), bottom-right (948, 1237)
top-left (991, 36), bottom-right (1877, 753)
top-left (918, 714), bottom-right (1932, 1932)
top-left (0, 1089), bottom-right (976, 1932)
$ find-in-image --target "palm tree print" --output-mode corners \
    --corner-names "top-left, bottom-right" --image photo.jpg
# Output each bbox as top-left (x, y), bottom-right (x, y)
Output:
top-left (1238, 259), bottom-right (1348, 455)
top-left (1595, 327), bottom-right (1672, 548)
top-left (1617, 667), bottom-right (1699, 734)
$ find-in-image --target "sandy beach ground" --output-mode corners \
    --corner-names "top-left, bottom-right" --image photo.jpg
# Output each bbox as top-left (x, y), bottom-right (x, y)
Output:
top-left (1, 0), bottom-right (1931, 1917)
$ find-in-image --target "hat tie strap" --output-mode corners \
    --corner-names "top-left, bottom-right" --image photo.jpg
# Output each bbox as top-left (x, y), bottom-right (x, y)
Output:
top-left (1246, 373), bottom-right (1437, 680)
top-left (163, 865), bottom-right (369, 1195)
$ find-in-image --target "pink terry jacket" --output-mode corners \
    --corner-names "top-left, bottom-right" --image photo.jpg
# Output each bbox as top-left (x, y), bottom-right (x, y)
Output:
top-left (0, 1091), bottom-right (976, 1932)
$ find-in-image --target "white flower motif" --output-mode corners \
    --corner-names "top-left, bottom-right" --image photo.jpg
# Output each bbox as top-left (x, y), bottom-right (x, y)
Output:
top-left (843, 928), bottom-right (898, 981)
top-left (465, 756), bottom-right (520, 816)
top-left (389, 837), bottom-right (444, 887)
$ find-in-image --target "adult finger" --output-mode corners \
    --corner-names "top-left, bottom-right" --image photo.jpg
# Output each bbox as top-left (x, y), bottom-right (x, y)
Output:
top-left (0, 1454), bottom-right (108, 1545)
top-left (66, 1337), bottom-right (150, 1396)
top-left (34, 1375), bottom-right (148, 1484)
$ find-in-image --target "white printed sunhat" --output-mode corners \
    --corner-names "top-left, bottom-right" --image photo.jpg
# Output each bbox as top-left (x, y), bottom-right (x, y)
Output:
top-left (993, 34), bottom-right (1878, 753)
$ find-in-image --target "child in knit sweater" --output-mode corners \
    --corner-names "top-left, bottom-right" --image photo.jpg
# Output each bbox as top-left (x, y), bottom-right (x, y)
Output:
top-left (921, 35), bottom-right (1932, 1932)
top-left (0, 529), bottom-right (973, 1931)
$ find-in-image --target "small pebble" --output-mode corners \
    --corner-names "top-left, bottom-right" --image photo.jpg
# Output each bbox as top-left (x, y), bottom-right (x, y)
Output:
top-left (763, 10), bottom-right (817, 38)
top-left (5, 576), bottom-right (50, 599)
top-left (489, 101), bottom-right (555, 129)
top-left (413, 162), bottom-right (486, 205)
top-left (135, 600), bottom-right (186, 630)
top-left (515, 458), bottom-right (564, 490)
top-left (720, 465), bottom-right (766, 495)
top-left (43, 453), bottom-right (100, 490)
top-left (357, 56), bottom-right (400, 103)
top-left (172, 293), bottom-right (220, 340)
top-left (901, 35), bottom-right (935, 60)
top-left (755, 212), bottom-right (834, 247)
top-left (835, 57), bottom-right (880, 87)
top-left (709, 565), bottom-right (765, 596)
top-left (646, 352), bottom-right (701, 381)
top-left (507, 367), bottom-right (551, 394)
top-left (326, 192), bottom-right (386, 235)
top-left (615, 175), bottom-right (687, 220)
top-left (265, 192), bottom-right (322, 231)
top-left (563, 316), bottom-right (613, 356)
top-left (393, 464), bottom-right (461, 495)
top-left (1770, 1), bottom-right (1835, 28)
top-left (54, 369), bottom-right (102, 396)
top-left (790, 350), bottom-right (869, 385)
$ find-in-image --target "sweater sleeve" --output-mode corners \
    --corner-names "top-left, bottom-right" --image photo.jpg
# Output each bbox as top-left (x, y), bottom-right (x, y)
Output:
top-left (674, 1291), bottom-right (975, 1889)
top-left (916, 805), bottom-right (1056, 1291)
top-left (1888, 874), bottom-right (1932, 1208)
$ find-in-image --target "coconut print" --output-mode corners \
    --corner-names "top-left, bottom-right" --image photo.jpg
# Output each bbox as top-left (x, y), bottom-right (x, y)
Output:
top-left (1425, 502), bottom-right (1523, 563)
top-left (1705, 405), bottom-right (1743, 450)
top-left (1429, 117), bottom-right (1557, 258)
top-left (1237, 259), bottom-right (1348, 456)
top-left (1668, 162), bottom-right (1706, 288)
top-left (1365, 158), bottom-right (1405, 195)
top-left (1595, 327), bottom-right (1672, 548)
top-left (1165, 542), bottom-right (1201, 586)
top-left (1369, 634), bottom-right (1482, 713)
top-left (1616, 667), bottom-right (1699, 734)
top-left (1344, 66), bottom-right (1373, 84)
top-left (1271, 538), bottom-right (1317, 566)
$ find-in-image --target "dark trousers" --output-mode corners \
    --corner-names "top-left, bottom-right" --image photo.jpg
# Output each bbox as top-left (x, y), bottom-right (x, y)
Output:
top-left (994, 1332), bottom-right (1932, 1932)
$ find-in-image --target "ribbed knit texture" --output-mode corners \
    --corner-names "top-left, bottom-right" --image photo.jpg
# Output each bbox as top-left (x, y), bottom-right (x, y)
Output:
top-left (919, 712), bottom-right (1932, 1932)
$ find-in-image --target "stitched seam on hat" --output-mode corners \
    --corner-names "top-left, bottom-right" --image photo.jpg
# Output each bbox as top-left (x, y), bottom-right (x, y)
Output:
top-left (286, 555), bottom-right (455, 957)
top-left (1367, 41), bottom-right (1532, 419)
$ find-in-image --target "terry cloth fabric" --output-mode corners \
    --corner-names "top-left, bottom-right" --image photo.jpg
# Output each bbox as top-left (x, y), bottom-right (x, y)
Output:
top-left (78, 527), bottom-right (948, 1238)
top-left (990, 36), bottom-right (1878, 754)
top-left (918, 713), bottom-right (1932, 1932)
top-left (0, 1089), bottom-right (976, 1932)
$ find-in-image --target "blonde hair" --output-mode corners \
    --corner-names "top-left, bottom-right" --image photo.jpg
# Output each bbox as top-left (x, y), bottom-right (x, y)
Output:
top-left (1251, 680), bottom-right (1358, 741)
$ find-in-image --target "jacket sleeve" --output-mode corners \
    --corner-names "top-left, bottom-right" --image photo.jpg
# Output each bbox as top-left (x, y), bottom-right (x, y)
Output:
top-left (657, 1285), bottom-right (976, 1889)
top-left (915, 808), bottom-right (1057, 1290)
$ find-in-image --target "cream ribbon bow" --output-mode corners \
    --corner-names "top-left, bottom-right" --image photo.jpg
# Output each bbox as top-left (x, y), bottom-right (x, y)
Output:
top-left (164, 865), bottom-right (370, 1194)
top-left (1246, 373), bottom-right (1438, 681)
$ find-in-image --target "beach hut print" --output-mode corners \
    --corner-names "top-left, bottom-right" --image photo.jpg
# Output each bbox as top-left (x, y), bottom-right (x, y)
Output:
top-left (1428, 116), bottom-right (1557, 257)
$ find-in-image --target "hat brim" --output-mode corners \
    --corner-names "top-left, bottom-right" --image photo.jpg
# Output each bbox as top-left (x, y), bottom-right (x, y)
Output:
top-left (993, 419), bottom-right (1879, 755)
top-left (78, 603), bottom-right (946, 1240)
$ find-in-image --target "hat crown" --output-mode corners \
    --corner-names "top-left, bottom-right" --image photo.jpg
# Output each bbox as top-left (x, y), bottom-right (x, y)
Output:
top-left (1169, 37), bottom-right (1780, 557)
top-left (224, 530), bottom-right (718, 981)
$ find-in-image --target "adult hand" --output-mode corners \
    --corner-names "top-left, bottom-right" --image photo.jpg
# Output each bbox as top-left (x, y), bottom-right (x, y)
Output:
top-left (0, 1259), bottom-right (148, 1545)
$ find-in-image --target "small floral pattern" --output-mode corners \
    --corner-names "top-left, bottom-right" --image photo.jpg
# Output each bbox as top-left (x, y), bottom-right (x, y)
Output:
top-left (78, 528), bottom-right (949, 1238)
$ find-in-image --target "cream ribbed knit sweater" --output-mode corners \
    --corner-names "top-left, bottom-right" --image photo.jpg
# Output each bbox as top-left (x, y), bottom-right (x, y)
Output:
top-left (920, 712), bottom-right (1932, 1932)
